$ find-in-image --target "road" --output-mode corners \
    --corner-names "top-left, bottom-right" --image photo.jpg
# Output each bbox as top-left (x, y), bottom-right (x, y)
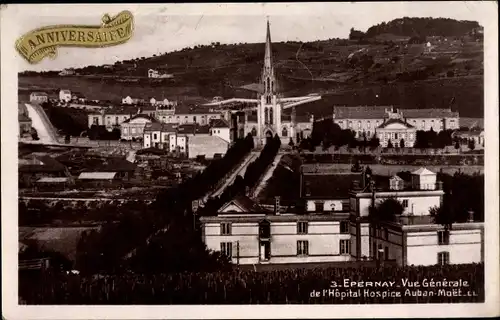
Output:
top-left (251, 154), bottom-right (283, 198)
top-left (24, 103), bottom-right (59, 144)
top-left (205, 151), bottom-right (259, 201)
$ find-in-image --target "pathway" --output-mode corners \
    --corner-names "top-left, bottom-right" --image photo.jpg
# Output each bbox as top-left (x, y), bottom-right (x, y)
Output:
top-left (206, 151), bottom-right (259, 201)
top-left (251, 153), bottom-right (283, 198)
top-left (24, 103), bottom-right (59, 144)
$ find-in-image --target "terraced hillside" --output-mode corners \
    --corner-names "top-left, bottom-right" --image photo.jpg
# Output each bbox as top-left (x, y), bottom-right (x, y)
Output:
top-left (19, 18), bottom-right (483, 117)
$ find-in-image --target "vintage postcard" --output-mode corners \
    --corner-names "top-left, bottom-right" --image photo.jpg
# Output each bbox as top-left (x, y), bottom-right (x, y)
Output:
top-left (1, 2), bottom-right (498, 319)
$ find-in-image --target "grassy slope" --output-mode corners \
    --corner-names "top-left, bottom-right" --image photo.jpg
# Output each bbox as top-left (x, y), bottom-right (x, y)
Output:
top-left (19, 38), bottom-right (483, 117)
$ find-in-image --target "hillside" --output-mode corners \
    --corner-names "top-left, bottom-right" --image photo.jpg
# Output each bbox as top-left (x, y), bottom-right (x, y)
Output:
top-left (365, 17), bottom-right (481, 38)
top-left (19, 17), bottom-right (484, 117)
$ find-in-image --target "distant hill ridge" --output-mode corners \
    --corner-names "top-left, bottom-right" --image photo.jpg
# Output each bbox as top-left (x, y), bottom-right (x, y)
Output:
top-left (364, 17), bottom-right (481, 38)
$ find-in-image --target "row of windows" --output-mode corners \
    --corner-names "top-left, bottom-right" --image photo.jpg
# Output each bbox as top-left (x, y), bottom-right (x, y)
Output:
top-left (219, 240), bottom-right (351, 258)
top-left (220, 221), bottom-right (350, 235)
top-left (338, 119), bottom-right (457, 132)
top-left (339, 120), bottom-right (380, 129)
top-left (122, 127), bottom-right (144, 135)
top-left (380, 132), bottom-right (414, 141)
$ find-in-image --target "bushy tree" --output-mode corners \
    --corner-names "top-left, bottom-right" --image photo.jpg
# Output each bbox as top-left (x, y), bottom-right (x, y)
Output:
top-left (369, 198), bottom-right (404, 223)
top-left (369, 134), bottom-right (380, 149)
top-left (387, 139), bottom-right (393, 148)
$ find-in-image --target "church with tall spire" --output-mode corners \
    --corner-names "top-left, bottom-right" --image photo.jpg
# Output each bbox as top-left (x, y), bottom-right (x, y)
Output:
top-left (204, 19), bottom-right (322, 146)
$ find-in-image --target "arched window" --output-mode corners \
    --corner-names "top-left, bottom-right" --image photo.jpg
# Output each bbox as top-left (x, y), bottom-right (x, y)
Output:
top-left (251, 127), bottom-right (257, 136)
top-left (269, 108), bottom-right (274, 125)
top-left (266, 78), bottom-right (270, 92)
top-left (282, 127), bottom-right (288, 137)
top-left (271, 81), bottom-right (274, 93)
top-left (265, 107), bottom-right (269, 124)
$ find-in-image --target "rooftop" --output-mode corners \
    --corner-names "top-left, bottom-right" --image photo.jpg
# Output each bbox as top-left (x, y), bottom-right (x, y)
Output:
top-left (96, 158), bottom-right (137, 172)
top-left (333, 106), bottom-right (392, 120)
top-left (78, 172), bottom-right (117, 180)
top-left (177, 123), bottom-right (211, 135)
top-left (210, 118), bottom-right (230, 128)
top-left (36, 177), bottom-right (70, 183)
top-left (144, 122), bottom-right (177, 132)
top-left (302, 173), bottom-right (362, 199)
top-left (332, 106), bottom-right (459, 120)
top-left (402, 108), bottom-right (459, 119)
top-left (175, 105), bottom-right (220, 115)
top-left (219, 194), bottom-right (268, 213)
top-left (121, 114), bottom-right (157, 124)
top-left (89, 105), bottom-right (138, 115)
top-left (452, 130), bottom-right (484, 137)
top-left (19, 155), bottom-right (67, 173)
top-left (202, 212), bottom-right (350, 222)
top-left (377, 118), bottom-right (414, 129)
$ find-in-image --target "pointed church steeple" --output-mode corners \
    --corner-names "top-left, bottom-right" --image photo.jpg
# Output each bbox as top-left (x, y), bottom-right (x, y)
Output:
top-left (264, 19), bottom-right (273, 73)
top-left (262, 18), bottom-right (276, 101)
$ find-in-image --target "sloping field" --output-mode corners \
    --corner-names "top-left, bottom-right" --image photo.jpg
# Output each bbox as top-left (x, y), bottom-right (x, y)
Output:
top-left (19, 226), bottom-right (101, 262)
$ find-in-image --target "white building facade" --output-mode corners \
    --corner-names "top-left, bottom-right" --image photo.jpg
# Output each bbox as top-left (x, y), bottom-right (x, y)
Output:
top-left (376, 118), bottom-right (417, 148)
top-left (332, 106), bottom-right (460, 139)
top-left (59, 89), bottom-right (72, 102)
top-left (200, 196), bottom-right (352, 265)
top-left (30, 92), bottom-right (49, 104)
top-left (120, 114), bottom-right (156, 141)
top-left (200, 168), bottom-right (484, 267)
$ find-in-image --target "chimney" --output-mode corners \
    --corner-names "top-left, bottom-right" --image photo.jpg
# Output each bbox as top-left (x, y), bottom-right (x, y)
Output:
top-left (468, 210), bottom-right (474, 223)
top-left (274, 196), bottom-right (281, 215)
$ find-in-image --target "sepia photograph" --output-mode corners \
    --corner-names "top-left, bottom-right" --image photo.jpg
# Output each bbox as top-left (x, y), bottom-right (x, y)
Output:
top-left (1, 2), bottom-right (498, 319)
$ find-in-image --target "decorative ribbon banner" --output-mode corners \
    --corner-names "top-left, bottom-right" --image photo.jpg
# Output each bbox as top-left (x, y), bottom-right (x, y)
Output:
top-left (16, 10), bottom-right (134, 64)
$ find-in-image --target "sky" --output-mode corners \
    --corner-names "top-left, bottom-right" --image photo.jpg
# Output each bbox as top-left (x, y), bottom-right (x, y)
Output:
top-left (6, 2), bottom-right (496, 72)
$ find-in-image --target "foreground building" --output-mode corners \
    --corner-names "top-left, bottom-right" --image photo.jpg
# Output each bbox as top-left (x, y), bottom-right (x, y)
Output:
top-left (200, 167), bottom-right (483, 266)
top-left (349, 168), bottom-right (483, 265)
